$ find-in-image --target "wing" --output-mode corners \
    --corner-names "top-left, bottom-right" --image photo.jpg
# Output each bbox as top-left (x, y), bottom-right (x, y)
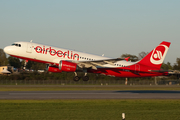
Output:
top-left (73, 58), bottom-right (124, 70)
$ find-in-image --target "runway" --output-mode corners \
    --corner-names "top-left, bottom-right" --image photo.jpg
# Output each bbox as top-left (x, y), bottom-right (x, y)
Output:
top-left (1, 90), bottom-right (180, 99)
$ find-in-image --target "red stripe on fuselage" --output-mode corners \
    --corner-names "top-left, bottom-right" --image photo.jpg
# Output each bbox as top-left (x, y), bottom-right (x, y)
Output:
top-left (10, 55), bottom-right (167, 78)
top-left (88, 68), bottom-right (167, 77)
top-left (10, 55), bottom-right (54, 65)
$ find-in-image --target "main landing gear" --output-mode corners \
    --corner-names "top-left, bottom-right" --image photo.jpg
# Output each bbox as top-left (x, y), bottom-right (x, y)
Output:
top-left (73, 76), bottom-right (80, 81)
top-left (73, 72), bottom-right (89, 81)
top-left (82, 76), bottom-right (89, 81)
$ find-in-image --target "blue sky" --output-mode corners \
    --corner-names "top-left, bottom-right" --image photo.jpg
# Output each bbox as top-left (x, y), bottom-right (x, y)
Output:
top-left (0, 0), bottom-right (180, 64)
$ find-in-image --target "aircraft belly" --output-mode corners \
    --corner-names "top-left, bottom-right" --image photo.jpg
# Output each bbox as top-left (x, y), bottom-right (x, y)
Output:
top-left (88, 68), bottom-right (138, 77)
top-left (88, 68), bottom-right (165, 78)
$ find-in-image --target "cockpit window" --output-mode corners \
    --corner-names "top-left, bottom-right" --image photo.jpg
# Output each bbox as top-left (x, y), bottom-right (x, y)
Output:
top-left (12, 43), bottom-right (21, 47)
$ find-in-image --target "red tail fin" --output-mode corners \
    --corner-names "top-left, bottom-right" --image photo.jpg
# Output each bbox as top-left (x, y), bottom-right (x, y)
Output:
top-left (138, 41), bottom-right (171, 69)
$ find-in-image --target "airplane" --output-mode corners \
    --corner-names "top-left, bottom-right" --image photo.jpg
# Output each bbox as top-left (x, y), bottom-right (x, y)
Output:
top-left (4, 41), bottom-right (171, 81)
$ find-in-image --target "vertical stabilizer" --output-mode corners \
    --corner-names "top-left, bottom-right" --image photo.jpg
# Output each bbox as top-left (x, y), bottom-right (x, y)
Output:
top-left (138, 41), bottom-right (171, 69)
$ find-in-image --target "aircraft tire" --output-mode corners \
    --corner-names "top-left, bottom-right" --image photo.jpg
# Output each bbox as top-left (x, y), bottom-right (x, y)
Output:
top-left (83, 76), bottom-right (89, 81)
top-left (73, 76), bottom-right (80, 81)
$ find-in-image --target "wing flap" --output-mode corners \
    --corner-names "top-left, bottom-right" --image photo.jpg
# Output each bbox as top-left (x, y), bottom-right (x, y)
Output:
top-left (76, 58), bottom-right (124, 69)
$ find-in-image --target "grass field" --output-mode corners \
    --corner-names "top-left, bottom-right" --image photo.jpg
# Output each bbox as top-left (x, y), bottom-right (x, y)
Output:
top-left (0, 99), bottom-right (180, 120)
top-left (0, 85), bottom-right (180, 120)
top-left (0, 85), bottom-right (180, 91)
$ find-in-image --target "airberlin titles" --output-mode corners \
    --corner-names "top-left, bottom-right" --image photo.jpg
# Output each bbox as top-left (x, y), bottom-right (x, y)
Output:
top-left (34, 46), bottom-right (79, 60)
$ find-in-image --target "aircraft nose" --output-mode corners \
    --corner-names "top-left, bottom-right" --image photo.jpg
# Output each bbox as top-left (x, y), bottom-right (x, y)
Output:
top-left (4, 46), bottom-right (12, 54)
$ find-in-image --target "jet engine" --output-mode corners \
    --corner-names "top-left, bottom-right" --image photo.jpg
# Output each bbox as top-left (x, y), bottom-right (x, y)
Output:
top-left (47, 66), bottom-right (62, 73)
top-left (59, 60), bottom-right (80, 72)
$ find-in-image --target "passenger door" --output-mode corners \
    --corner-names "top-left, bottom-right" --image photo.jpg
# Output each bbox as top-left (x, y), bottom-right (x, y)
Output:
top-left (135, 64), bottom-right (140, 74)
top-left (26, 43), bottom-right (32, 53)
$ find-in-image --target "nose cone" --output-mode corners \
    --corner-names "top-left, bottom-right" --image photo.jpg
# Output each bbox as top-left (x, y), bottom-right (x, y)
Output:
top-left (4, 46), bottom-right (13, 54)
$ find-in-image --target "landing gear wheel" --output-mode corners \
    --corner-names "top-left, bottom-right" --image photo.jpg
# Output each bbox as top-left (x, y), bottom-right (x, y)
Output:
top-left (83, 76), bottom-right (89, 81)
top-left (73, 76), bottom-right (80, 81)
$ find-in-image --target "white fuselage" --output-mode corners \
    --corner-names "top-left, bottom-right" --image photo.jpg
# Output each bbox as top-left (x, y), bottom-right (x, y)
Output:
top-left (4, 41), bottom-right (135, 68)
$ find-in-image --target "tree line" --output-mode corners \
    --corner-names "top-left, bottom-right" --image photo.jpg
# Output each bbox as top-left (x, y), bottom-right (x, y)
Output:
top-left (0, 48), bottom-right (45, 70)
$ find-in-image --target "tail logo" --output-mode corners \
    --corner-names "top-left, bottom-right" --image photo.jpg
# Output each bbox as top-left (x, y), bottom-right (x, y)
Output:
top-left (153, 50), bottom-right (163, 60)
top-left (150, 44), bottom-right (168, 65)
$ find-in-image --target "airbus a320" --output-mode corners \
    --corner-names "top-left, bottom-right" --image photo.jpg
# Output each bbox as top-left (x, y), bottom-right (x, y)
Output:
top-left (4, 41), bottom-right (171, 81)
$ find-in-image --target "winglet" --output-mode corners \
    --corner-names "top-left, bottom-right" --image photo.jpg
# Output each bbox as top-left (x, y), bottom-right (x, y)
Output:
top-left (124, 57), bottom-right (130, 61)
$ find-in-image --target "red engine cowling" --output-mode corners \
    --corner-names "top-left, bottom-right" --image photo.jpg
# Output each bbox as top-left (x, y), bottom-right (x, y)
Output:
top-left (48, 66), bottom-right (62, 73)
top-left (59, 60), bottom-right (77, 72)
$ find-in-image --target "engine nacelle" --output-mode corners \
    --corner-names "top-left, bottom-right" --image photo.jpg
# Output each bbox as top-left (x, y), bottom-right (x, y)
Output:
top-left (59, 60), bottom-right (78, 72)
top-left (48, 66), bottom-right (62, 73)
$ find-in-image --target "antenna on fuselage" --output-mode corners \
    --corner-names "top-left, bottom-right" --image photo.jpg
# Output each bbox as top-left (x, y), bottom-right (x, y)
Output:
top-left (30, 40), bottom-right (33, 42)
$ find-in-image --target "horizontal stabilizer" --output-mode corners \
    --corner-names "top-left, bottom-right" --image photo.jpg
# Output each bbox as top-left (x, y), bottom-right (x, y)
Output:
top-left (149, 70), bottom-right (170, 73)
